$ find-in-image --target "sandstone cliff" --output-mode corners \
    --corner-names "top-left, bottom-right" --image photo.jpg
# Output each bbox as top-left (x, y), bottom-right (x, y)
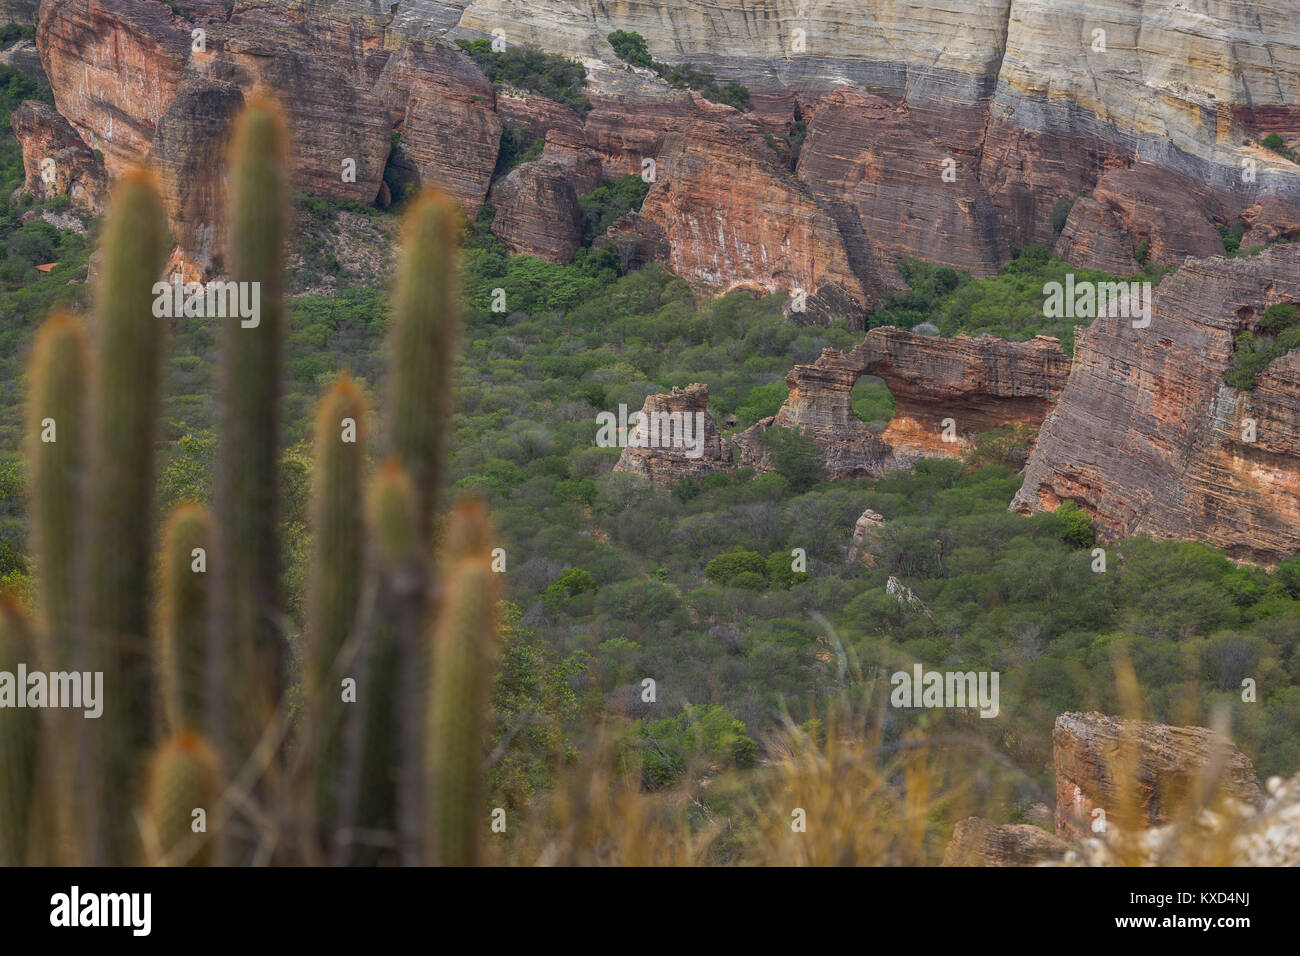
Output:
top-left (26, 0), bottom-right (1300, 297)
top-left (1013, 244), bottom-right (1300, 566)
top-left (942, 817), bottom-right (1068, 866)
top-left (10, 98), bottom-right (108, 214)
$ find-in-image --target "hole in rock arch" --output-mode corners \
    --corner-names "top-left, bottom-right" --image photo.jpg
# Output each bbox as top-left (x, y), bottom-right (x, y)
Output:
top-left (850, 375), bottom-right (895, 433)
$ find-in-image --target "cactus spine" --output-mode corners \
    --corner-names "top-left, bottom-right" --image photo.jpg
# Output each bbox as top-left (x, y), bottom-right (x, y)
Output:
top-left (81, 167), bottom-right (170, 865)
top-left (145, 732), bottom-right (221, 866)
top-left (158, 505), bottom-right (212, 734)
top-left (428, 509), bottom-right (500, 866)
top-left (0, 597), bottom-right (39, 865)
top-left (305, 378), bottom-right (366, 843)
top-left (210, 98), bottom-right (289, 782)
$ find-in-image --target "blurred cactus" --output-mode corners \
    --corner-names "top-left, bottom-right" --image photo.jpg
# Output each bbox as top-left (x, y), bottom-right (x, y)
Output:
top-left (428, 502), bottom-right (500, 867)
top-left (145, 732), bottom-right (221, 866)
top-left (0, 597), bottom-right (39, 865)
top-left (158, 505), bottom-right (212, 734)
top-left (210, 97), bottom-right (289, 776)
top-left (25, 313), bottom-right (87, 668)
top-left (81, 167), bottom-right (170, 865)
top-left (5, 99), bottom-right (501, 868)
top-left (25, 314), bottom-right (88, 863)
top-left (387, 188), bottom-right (462, 537)
top-left (305, 378), bottom-right (367, 844)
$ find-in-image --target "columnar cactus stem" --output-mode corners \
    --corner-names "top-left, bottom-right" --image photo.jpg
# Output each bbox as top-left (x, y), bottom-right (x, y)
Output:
top-left (25, 313), bottom-right (88, 862)
top-left (158, 505), bottom-right (212, 734)
top-left (387, 188), bottom-right (462, 537)
top-left (81, 167), bottom-right (170, 865)
top-left (0, 597), bottom-right (39, 865)
top-left (25, 313), bottom-right (88, 667)
top-left (210, 98), bottom-right (289, 787)
top-left (428, 538), bottom-right (500, 867)
top-left (305, 377), bottom-right (366, 842)
top-left (145, 732), bottom-right (221, 866)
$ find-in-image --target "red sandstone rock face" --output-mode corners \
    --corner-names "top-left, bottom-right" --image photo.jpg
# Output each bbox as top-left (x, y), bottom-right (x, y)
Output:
top-left (1013, 244), bottom-right (1300, 565)
top-left (1052, 712), bottom-right (1263, 842)
top-left (151, 79), bottom-right (244, 275)
top-left (612, 384), bottom-right (733, 484)
top-left (978, 121), bottom-right (1127, 252)
top-left (733, 328), bottom-right (1070, 480)
top-left (798, 90), bottom-right (1007, 279)
top-left (637, 115), bottom-right (873, 325)
top-left (29, 0), bottom-right (1300, 305)
top-left (488, 158), bottom-right (582, 263)
top-left (1091, 165), bottom-right (1230, 265)
top-left (380, 42), bottom-right (502, 213)
top-left (37, 0), bottom-right (191, 175)
top-left (10, 99), bottom-right (108, 214)
top-left (1052, 196), bottom-right (1137, 275)
top-left (942, 817), bottom-right (1068, 866)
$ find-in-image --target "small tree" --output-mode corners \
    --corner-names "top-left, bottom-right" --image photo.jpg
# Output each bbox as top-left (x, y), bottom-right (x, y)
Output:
top-left (607, 30), bottom-right (654, 69)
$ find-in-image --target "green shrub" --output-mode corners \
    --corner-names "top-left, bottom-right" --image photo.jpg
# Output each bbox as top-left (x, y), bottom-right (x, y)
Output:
top-left (578, 174), bottom-right (650, 246)
top-left (607, 30), bottom-right (653, 69)
top-left (704, 550), bottom-right (767, 585)
top-left (1050, 196), bottom-right (1076, 234)
top-left (456, 40), bottom-right (593, 117)
top-left (637, 704), bottom-right (757, 789)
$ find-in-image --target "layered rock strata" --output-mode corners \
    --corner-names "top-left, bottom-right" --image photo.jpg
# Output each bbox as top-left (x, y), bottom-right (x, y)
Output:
top-left (1052, 712), bottom-right (1263, 842)
top-left (28, 0), bottom-right (1300, 297)
top-left (942, 817), bottom-right (1069, 866)
top-left (1013, 244), bottom-right (1300, 566)
top-left (10, 99), bottom-right (108, 214)
top-left (611, 384), bottom-right (733, 484)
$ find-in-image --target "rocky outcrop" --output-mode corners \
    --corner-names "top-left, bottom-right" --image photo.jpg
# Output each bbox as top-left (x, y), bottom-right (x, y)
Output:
top-left (24, 0), bottom-right (1300, 298)
top-left (0, 0), bottom-right (38, 25)
top-left (1052, 712), bottom-right (1263, 842)
top-left (380, 41), bottom-right (502, 213)
top-left (37, 0), bottom-right (191, 175)
top-left (0, 37), bottom-right (45, 80)
top-left (846, 508), bottom-right (884, 565)
top-left (737, 328), bottom-right (1070, 479)
top-left (612, 384), bottom-right (733, 484)
top-left (797, 91), bottom-right (1007, 279)
top-left (151, 79), bottom-right (244, 275)
top-left (10, 99), bottom-right (108, 214)
top-left (488, 158), bottom-right (582, 263)
top-left (637, 113), bottom-right (874, 324)
top-left (1013, 244), bottom-right (1300, 566)
top-left (942, 817), bottom-right (1069, 866)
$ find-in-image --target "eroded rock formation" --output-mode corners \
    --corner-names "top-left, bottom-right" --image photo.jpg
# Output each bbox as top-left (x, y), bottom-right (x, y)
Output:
top-left (846, 508), bottom-right (884, 564)
top-left (942, 817), bottom-right (1069, 866)
top-left (10, 99), bottom-right (108, 214)
top-left (736, 328), bottom-right (1070, 480)
top-left (611, 384), bottom-right (733, 484)
top-left (1013, 244), bottom-right (1300, 566)
top-left (488, 158), bottom-right (582, 263)
top-left (1052, 712), bottom-right (1263, 842)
